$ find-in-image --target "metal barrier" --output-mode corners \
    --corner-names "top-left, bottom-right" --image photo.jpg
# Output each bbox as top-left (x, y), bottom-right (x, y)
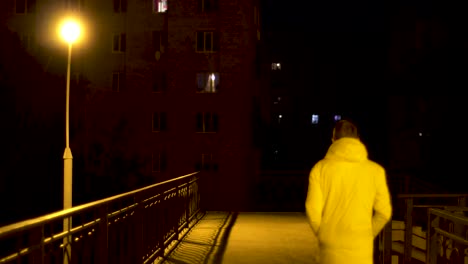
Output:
top-left (380, 193), bottom-right (468, 264)
top-left (0, 172), bottom-right (201, 264)
top-left (427, 207), bottom-right (468, 264)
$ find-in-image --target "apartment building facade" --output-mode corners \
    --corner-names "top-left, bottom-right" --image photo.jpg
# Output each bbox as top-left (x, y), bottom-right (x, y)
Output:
top-left (1, 0), bottom-right (263, 211)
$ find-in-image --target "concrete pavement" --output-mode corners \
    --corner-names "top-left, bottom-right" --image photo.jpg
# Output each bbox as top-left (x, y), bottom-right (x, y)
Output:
top-left (160, 211), bottom-right (319, 264)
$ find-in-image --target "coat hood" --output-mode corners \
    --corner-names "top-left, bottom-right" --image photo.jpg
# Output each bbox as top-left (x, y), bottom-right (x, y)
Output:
top-left (325, 137), bottom-right (368, 162)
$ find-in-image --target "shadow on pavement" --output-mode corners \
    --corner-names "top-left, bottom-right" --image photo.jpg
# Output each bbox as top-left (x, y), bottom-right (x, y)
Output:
top-left (159, 211), bottom-right (238, 264)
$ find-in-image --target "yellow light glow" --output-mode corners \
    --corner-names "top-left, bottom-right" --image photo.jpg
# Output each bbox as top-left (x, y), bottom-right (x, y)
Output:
top-left (60, 20), bottom-right (81, 44)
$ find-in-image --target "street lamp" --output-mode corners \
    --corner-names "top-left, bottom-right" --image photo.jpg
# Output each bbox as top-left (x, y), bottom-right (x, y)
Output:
top-left (59, 18), bottom-right (81, 264)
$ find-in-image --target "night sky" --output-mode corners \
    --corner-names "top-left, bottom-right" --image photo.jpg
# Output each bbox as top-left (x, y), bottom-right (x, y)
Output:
top-left (261, 0), bottom-right (467, 187)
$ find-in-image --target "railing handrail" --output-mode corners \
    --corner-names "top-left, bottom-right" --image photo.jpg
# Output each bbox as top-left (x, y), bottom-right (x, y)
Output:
top-left (0, 171), bottom-right (199, 238)
top-left (429, 207), bottom-right (468, 225)
top-left (397, 193), bottom-right (468, 198)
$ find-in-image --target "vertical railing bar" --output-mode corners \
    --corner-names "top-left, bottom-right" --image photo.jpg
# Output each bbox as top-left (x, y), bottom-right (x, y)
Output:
top-left (426, 208), bottom-right (431, 264)
top-left (41, 224), bottom-right (45, 264)
top-left (0, 173), bottom-right (201, 264)
top-left (404, 197), bottom-right (413, 264)
top-left (383, 221), bottom-right (392, 264)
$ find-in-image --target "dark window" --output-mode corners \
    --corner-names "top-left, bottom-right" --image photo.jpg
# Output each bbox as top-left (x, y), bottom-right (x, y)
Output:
top-left (152, 31), bottom-right (161, 52)
top-left (114, 0), bottom-right (127, 12)
top-left (15, 0), bottom-right (26, 13)
top-left (121, 33), bottom-right (126, 51)
top-left (198, 0), bottom-right (218, 12)
top-left (112, 33), bottom-right (126, 52)
top-left (70, 0), bottom-right (83, 11)
top-left (196, 112), bottom-right (218, 132)
top-left (112, 72), bottom-right (125, 92)
top-left (152, 112), bottom-right (167, 132)
top-left (152, 152), bottom-right (167, 172)
top-left (152, 72), bottom-right (167, 93)
top-left (195, 153), bottom-right (218, 171)
top-left (196, 31), bottom-right (219, 52)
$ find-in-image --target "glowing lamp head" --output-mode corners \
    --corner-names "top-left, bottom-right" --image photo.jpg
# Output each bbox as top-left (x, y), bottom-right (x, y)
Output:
top-left (210, 74), bottom-right (216, 81)
top-left (61, 20), bottom-right (81, 44)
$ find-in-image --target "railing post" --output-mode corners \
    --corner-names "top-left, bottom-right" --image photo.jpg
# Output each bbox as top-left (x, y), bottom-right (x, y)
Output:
top-left (458, 196), bottom-right (467, 207)
top-left (383, 221), bottom-right (392, 264)
top-left (63, 216), bottom-right (72, 264)
top-left (404, 197), bottom-right (413, 264)
top-left (186, 180), bottom-right (191, 225)
top-left (426, 208), bottom-right (440, 264)
top-left (453, 196), bottom-right (466, 264)
top-left (96, 205), bottom-right (108, 264)
top-left (133, 195), bottom-right (144, 263)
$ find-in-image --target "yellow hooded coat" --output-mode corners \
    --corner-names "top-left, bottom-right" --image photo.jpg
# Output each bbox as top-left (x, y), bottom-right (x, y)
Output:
top-left (305, 138), bottom-right (392, 264)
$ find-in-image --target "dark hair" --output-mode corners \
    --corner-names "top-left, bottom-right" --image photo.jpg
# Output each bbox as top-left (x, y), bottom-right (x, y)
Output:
top-left (333, 119), bottom-right (359, 140)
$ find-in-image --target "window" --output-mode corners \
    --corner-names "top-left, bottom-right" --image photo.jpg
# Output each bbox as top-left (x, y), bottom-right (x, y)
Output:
top-left (254, 6), bottom-right (260, 26)
top-left (196, 31), bottom-right (219, 53)
top-left (15, 0), bottom-right (36, 13)
top-left (112, 72), bottom-right (125, 92)
top-left (273, 97), bottom-right (281, 105)
top-left (19, 34), bottom-right (32, 51)
top-left (195, 153), bottom-right (218, 171)
top-left (152, 0), bottom-right (167, 13)
top-left (311, 114), bottom-right (319, 124)
top-left (277, 114), bottom-right (283, 124)
top-left (69, 0), bottom-right (83, 11)
top-left (152, 152), bottom-right (167, 172)
top-left (152, 72), bottom-right (167, 93)
top-left (196, 72), bottom-right (219, 93)
top-left (271, 63), bottom-right (281, 70)
top-left (152, 30), bottom-right (167, 53)
top-left (112, 33), bottom-right (126, 52)
top-left (152, 112), bottom-right (167, 132)
top-left (72, 72), bottom-right (83, 85)
top-left (113, 0), bottom-right (127, 12)
top-left (196, 112), bottom-right (218, 133)
top-left (198, 0), bottom-right (218, 12)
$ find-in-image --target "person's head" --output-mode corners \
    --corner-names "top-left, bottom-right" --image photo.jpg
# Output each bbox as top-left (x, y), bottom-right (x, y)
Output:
top-left (332, 119), bottom-right (359, 142)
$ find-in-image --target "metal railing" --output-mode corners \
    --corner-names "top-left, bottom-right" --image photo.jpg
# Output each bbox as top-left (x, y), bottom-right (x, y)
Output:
top-left (380, 193), bottom-right (468, 264)
top-left (0, 172), bottom-right (201, 264)
top-left (427, 207), bottom-right (468, 264)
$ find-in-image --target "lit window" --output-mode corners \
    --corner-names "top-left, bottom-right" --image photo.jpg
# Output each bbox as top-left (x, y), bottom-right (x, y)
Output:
top-left (311, 114), bottom-right (319, 124)
top-left (152, 112), bottom-right (167, 132)
top-left (196, 72), bottom-right (219, 93)
top-left (196, 31), bottom-right (219, 53)
top-left (273, 96), bottom-right (281, 105)
top-left (271, 63), bottom-right (281, 70)
top-left (196, 112), bottom-right (219, 132)
top-left (334, 115), bottom-right (341, 122)
top-left (153, 0), bottom-right (167, 13)
top-left (113, 0), bottom-right (127, 13)
top-left (15, 0), bottom-right (36, 13)
top-left (112, 72), bottom-right (125, 92)
top-left (112, 33), bottom-right (126, 53)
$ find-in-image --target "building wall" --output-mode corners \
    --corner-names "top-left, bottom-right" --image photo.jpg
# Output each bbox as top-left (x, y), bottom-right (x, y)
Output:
top-left (1, 0), bottom-right (263, 210)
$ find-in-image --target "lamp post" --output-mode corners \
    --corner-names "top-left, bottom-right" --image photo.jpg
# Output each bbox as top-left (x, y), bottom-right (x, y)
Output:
top-left (60, 19), bottom-right (80, 264)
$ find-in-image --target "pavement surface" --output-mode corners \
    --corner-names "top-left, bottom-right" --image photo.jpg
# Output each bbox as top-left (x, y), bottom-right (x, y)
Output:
top-left (160, 211), bottom-right (319, 264)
